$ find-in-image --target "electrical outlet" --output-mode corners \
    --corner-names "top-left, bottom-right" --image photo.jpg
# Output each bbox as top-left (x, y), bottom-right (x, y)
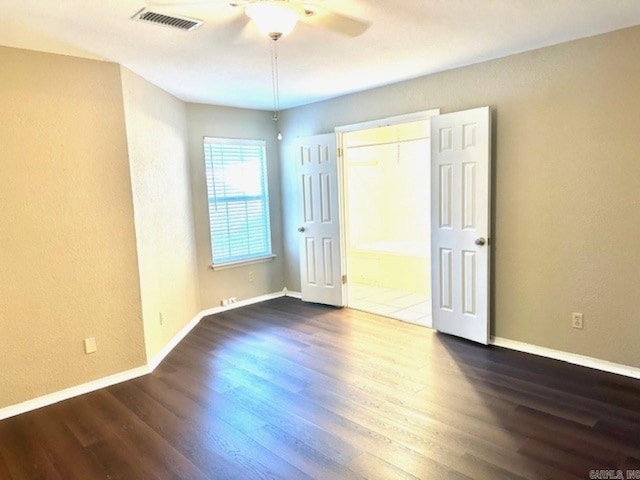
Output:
top-left (159, 312), bottom-right (164, 326)
top-left (84, 337), bottom-right (97, 354)
top-left (229, 297), bottom-right (237, 304)
top-left (248, 271), bottom-right (255, 283)
top-left (572, 312), bottom-right (584, 329)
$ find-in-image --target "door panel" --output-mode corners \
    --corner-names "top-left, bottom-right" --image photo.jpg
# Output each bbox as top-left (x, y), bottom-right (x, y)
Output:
top-left (302, 175), bottom-right (314, 222)
top-left (297, 134), bottom-right (344, 306)
top-left (431, 107), bottom-right (491, 344)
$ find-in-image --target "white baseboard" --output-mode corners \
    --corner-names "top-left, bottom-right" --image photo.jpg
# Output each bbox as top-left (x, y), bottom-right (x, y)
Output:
top-left (491, 336), bottom-right (640, 380)
top-left (0, 290), bottom-right (290, 422)
top-left (284, 289), bottom-right (302, 299)
top-left (0, 365), bottom-right (150, 421)
top-left (147, 312), bottom-right (202, 372)
top-left (199, 290), bottom-right (287, 318)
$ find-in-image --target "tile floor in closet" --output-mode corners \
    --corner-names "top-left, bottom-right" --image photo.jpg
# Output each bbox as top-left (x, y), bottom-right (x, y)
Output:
top-left (348, 283), bottom-right (432, 327)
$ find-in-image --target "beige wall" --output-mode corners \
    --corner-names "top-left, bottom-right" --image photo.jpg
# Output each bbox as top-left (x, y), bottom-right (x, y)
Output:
top-left (0, 47), bottom-right (146, 408)
top-left (3, 24), bottom-right (639, 411)
top-left (186, 104), bottom-right (285, 309)
top-left (120, 68), bottom-right (200, 361)
top-left (279, 26), bottom-right (640, 368)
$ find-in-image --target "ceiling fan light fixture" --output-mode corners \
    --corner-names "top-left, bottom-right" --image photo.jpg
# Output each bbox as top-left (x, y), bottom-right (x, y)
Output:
top-left (245, 1), bottom-right (301, 39)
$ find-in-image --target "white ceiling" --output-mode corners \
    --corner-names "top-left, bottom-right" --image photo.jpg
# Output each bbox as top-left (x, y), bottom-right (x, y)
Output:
top-left (1, 0), bottom-right (639, 110)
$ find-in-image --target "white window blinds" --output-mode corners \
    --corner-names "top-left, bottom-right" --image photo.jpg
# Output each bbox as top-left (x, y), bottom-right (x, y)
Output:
top-left (203, 137), bottom-right (273, 266)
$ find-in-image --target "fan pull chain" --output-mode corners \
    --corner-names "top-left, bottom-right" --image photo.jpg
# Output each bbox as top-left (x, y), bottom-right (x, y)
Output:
top-left (270, 38), bottom-right (280, 122)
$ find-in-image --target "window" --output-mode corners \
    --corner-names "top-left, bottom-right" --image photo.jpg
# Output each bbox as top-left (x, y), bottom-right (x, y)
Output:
top-left (203, 137), bottom-right (273, 267)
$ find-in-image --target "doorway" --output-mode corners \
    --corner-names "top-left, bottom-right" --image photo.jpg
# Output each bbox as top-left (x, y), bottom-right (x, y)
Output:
top-left (340, 116), bottom-right (434, 327)
top-left (297, 107), bottom-right (491, 343)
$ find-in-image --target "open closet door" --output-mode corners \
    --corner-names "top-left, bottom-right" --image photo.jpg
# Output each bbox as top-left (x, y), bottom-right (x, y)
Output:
top-left (296, 134), bottom-right (344, 307)
top-left (431, 107), bottom-right (491, 344)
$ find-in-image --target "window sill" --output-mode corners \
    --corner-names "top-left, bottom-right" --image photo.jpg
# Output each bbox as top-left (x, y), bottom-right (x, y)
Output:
top-left (210, 254), bottom-right (276, 271)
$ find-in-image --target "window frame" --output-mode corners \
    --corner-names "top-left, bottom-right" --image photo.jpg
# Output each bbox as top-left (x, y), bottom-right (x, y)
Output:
top-left (203, 136), bottom-right (275, 270)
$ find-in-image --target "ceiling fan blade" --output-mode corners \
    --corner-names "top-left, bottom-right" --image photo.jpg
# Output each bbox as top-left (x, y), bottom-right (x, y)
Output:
top-left (302, 8), bottom-right (370, 37)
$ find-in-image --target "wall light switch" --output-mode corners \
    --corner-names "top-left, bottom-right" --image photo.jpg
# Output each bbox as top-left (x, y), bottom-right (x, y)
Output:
top-left (84, 337), bottom-right (97, 354)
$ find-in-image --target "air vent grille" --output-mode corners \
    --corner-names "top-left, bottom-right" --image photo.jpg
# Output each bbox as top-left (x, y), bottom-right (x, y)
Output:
top-left (132, 8), bottom-right (203, 31)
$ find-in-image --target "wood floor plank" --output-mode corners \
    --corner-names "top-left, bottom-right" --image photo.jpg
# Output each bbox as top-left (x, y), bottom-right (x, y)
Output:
top-left (224, 381), bottom-right (466, 479)
top-left (87, 390), bottom-right (211, 480)
top-left (351, 451), bottom-right (473, 480)
top-left (136, 371), bottom-right (268, 435)
top-left (517, 437), bottom-right (602, 478)
top-left (108, 382), bottom-right (282, 480)
top-left (2, 296), bottom-right (639, 479)
top-left (220, 385), bottom-right (363, 467)
top-left (226, 380), bottom-right (535, 480)
top-left (184, 334), bottom-right (312, 393)
top-left (624, 456), bottom-right (640, 470)
top-left (0, 449), bottom-right (13, 480)
top-left (245, 422), bottom-right (364, 480)
top-left (294, 387), bottom-right (533, 479)
top-left (23, 408), bottom-right (108, 479)
top-left (87, 437), bottom-right (163, 480)
top-left (506, 405), bottom-right (636, 461)
top-left (56, 396), bottom-right (115, 448)
top-left (0, 416), bottom-right (63, 480)
top-left (300, 383), bottom-right (526, 454)
top-left (126, 376), bottom-right (314, 480)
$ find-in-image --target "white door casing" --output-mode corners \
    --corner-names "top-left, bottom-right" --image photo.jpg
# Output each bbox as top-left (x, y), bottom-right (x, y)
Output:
top-left (431, 107), bottom-right (491, 344)
top-left (297, 134), bottom-right (344, 306)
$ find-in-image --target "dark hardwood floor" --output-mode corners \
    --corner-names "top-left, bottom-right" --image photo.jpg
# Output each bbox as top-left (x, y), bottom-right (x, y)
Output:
top-left (2, 297), bottom-right (639, 479)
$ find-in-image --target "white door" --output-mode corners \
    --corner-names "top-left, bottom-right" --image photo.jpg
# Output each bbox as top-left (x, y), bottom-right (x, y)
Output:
top-left (431, 107), bottom-right (491, 344)
top-left (297, 134), bottom-right (344, 306)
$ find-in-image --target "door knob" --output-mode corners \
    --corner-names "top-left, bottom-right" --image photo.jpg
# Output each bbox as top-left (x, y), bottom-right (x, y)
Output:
top-left (475, 237), bottom-right (486, 246)
top-left (298, 226), bottom-right (306, 233)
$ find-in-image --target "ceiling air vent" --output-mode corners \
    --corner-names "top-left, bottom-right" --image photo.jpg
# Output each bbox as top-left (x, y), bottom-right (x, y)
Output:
top-left (132, 8), bottom-right (203, 31)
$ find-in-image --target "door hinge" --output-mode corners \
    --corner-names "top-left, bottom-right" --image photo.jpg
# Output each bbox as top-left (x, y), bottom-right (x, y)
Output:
top-left (342, 274), bottom-right (347, 284)
top-left (337, 147), bottom-right (343, 158)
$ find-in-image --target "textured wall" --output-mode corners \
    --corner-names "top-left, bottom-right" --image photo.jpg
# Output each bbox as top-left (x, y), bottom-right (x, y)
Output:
top-left (120, 68), bottom-right (200, 361)
top-left (186, 104), bottom-right (285, 309)
top-left (0, 47), bottom-right (146, 408)
top-left (278, 26), bottom-right (640, 368)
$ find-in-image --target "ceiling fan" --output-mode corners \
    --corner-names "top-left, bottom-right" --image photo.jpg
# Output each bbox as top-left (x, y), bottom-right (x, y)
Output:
top-left (143, 0), bottom-right (371, 40)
